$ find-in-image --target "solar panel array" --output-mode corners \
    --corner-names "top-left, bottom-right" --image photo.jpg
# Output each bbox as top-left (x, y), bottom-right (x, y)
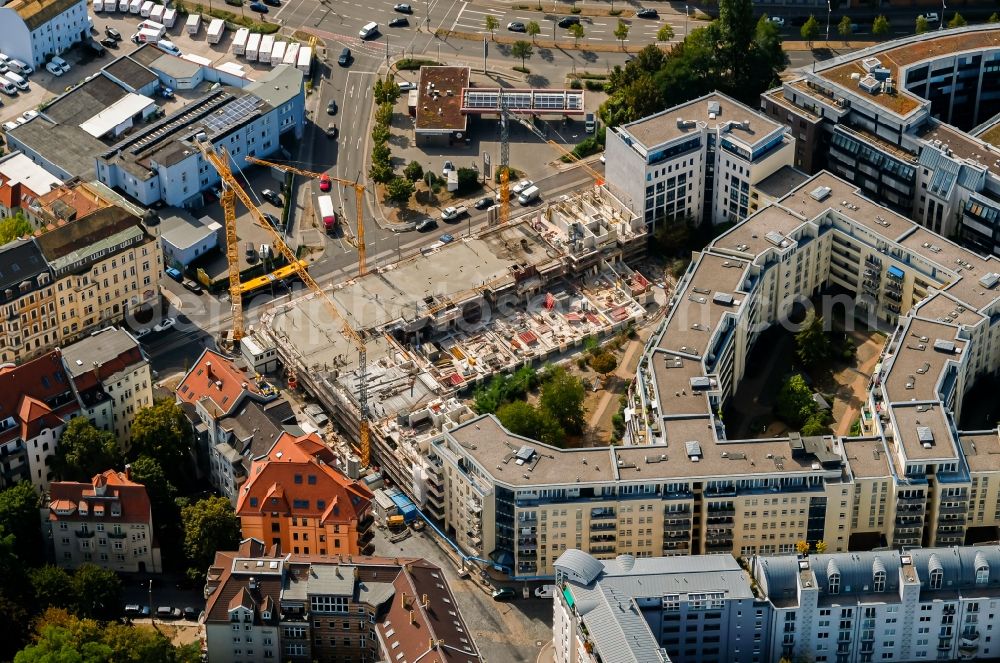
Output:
top-left (202, 95), bottom-right (265, 135)
top-left (461, 89), bottom-right (584, 112)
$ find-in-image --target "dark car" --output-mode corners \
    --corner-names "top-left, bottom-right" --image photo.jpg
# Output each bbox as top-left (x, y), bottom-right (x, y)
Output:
top-left (105, 26), bottom-right (122, 41)
top-left (87, 39), bottom-right (106, 56)
top-left (263, 213), bottom-right (281, 230)
top-left (507, 21), bottom-right (526, 32)
top-left (263, 0), bottom-right (281, 6)
top-left (474, 196), bottom-right (493, 210)
top-left (557, 16), bottom-right (580, 28)
top-left (326, 123), bottom-right (338, 139)
top-left (393, 3), bottom-right (412, 12)
top-left (326, 100), bottom-right (338, 115)
top-left (249, 1), bottom-right (268, 12)
top-left (636, 7), bottom-right (658, 18)
top-left (338, 47), bottom-right (351, 66)
top-left (101, 37), bottom-right (118, 48)
top-left (182, 279), bottom-right (203, 295)
top-left (261, 189), bottom-right (282, 206)
top-left (491, 588), bottom-right (516, 601)
top-left (416, 218), bottom-right (437, 232)
top-left (388, 17), bottom-right (408, 27)
top-left (183, 607), bottom-right (198, 621)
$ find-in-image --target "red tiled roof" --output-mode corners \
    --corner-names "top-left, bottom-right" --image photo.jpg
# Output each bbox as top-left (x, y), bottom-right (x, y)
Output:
top-left (0, 350), bottom-right (77, 444)
top-left (236, 432), bottom-right (373, 522)
top-left (176, 349), bottom-right (261, 418)
top-left (48, 469), bottom-right (153, 525)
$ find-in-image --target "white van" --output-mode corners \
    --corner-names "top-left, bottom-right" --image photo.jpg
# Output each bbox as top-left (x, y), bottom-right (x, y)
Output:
top-left (136, 19), bottom-right (166, 35)
top-left (132, 27), bottom-right (162, 43)
top-left (139, 0), bottom-right (153, 16)
top-left (4, 72), bottom-right (28, 91)
top-left (8, 59), bottom-right (32, 75)
top-left (118, 0), bottom-right (129, 11)
top-left (93, 0), bottom-right (104, 11)
top-left (359, 21), bottom-right (379, 39)
top-left (128, 0), bottom-right (141, 13)
top-left (0, 79), bottom-right (16, 95)
top-left (517, 185), bottom-right (540, 205)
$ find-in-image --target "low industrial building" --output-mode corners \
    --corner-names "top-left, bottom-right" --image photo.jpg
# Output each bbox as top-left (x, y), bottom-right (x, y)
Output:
top-left (159, 208), bottom-right (222, 268)
top-left (45, 468), bottom-right (162, 573)
top-left (0, 0), bottom-right (89, 68)
top-left (203, 539), bottom-right (483, 663)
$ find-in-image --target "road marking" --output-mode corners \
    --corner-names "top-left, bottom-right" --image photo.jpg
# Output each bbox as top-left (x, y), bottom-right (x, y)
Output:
top-left (449, 1), bottom-right (468, 31)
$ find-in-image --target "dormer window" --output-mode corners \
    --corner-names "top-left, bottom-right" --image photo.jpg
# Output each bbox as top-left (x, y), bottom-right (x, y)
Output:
top-left (828, 572), bottom-right (840, 595)
top-left (873, 569), bottom-right (885, 593)
top-left (930, 568), bottom-right (943, 589)
top-left (976, 553), bottom-right (989, 586)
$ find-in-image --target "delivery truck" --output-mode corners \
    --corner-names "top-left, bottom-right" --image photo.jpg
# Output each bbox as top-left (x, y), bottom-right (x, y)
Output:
top-left (282, 42), bottom-right (299, 68)
top-left (258, 35), bottom-right (274, 63)
top-left (317, 195), bottom-right (337, 232)
top-left (207, 18), bottom-right (225, 44)
top-left (246, 32), bottom-right (261, 61)
top-left (150, 4), bottom-right (164, 22)
top-left (270, 41), bottom-right (286, 67)
top-left (232, 27), bottom-right (249, 55)
top-left (185, 13), bottom-right (200, 35)
top-left (162, 7), bottom-right (176, 26)
top-left (296, 45), bottom-right (312, 73)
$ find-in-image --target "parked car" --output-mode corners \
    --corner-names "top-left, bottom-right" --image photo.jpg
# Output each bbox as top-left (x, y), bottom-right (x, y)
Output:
top-left (100, 37), bottom-right (119, 48)
top-left (181, 279), bottom-right (203, 294)
top-left (156, 606), bottom-right (182, 619)
top-left (768, 16), bottom-right (785, 26)
top-left (440, 205), bottom-right (467, 221)
top-left (124, 604), bottom-right (143, 617)
top-left (474, 196), bottom-right (493, 210)
top-left (492, 588), bottom-right (516, 601)
top-left (557, 16), bottom-right (580, 28)
top-left (599, 153), bottom-right (606, 164)
top-left (398, 80), bottom-right (415, 91)
top-left (46, 61), bottom-right (65, 76)
top-left (439, 233), bottom-right (455, 244)
top-left (153, 317), bottom-right (176, 333)
top-left (50, 55), bottom-right (71, 73)
top-left (156, 40), bottom-right (181, 56)
top-left (388, 17), bottom-right (408, 27)
top-left (534, 584), bottom-right (556, 598)
top-left (393, 3), bottom-right (412, 12)
top-left (249, 1), bottom-right (268, 12)
top-left (160, 86), bottom-right (174, 98)
top-left (183, 607), bottom-right (198, 621)
top-left (261, 188), bottom-right (282, 205)
top-left (338, 47), bottom-right (352, 66)
top-left (921, 12), bottom-right (939, 23)
top-left (132, 327), bottom-right (151, 339)
top-left (636, 8), bottom-right (658, 18)
top-left (442, 160), bottom-right (455, 175)
top-left (165, 266), bottom-right (183, 282)
top-left (512, 179), bottom-right (533, 194)
top-left (326, 99), bottom-right (338, 115)
top-left (326, 123), bottom-right (338, 139)
top-left (105, 26), bottom-right (123, 40)
top-left (263, 0), bottom-right (281, 6)
top-left (416, 218), bottom-right (437, 232)
top-left (507, 21), bottom-right (525, 32)
top-left (262, 213), bottom-right (281, 230)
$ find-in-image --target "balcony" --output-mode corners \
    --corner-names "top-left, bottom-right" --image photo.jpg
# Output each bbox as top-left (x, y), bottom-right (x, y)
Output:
top-left (360, 541), bottom-right (375, 556)
top-left (75, 529), bottom-right (96, 538)
top-left (590, 534), bottom-right (616, 543)
top-left (663, 521), bottom-right (691, 532)
top-left (591, 522), bottom-right (616, 531)
top-left (707, 507), bottom-right (735, 517)
top-left (467, 499), bottom-right (482, 514)
top-left (359, 527), bottom-right (375, 545)
top-left (591, 510), bottom-right (616, 520)
top-left (358, 515), bottom-right (374, 533)
top-left (107, 531), bottom-right (127, 539)
top-left (591, 544), bottom-right (616, 554)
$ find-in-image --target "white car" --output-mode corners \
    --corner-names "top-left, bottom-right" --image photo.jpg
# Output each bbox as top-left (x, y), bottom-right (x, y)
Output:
top-left (534, 585), bottom-right (556, 599)
top-left (156, 40), bottom-right (181, 56)
top-left (153, 317), bottom-right (176, 333)
top-left (768, 16), bottom-right (784, 26)
top-left (398, 81), bottom-right (415, 91)
top-left (50, 56), bottom-right (70, 73)
top-left (9, 59), bottom-right (32, 75)
top-left (2, 121), bottom-right (17, 131)
top-left (512, 179), bottom-right (533, 194)
top-left (599, 153), bottom-right (606, 164)
top-left (45, 61), bottom-right (64, 76)
top-left (921, 12), bottom-right (939, 23)
top-left (132, 327), bottom-right (151, 339)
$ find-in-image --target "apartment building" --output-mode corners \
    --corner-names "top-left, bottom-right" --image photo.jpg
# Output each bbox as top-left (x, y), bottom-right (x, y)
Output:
top-left (759, 24), bottom-right (1000, 256)
top-left (36, 206), bottom-right (160, 349)
top-left (0, 152), bottom-right (62, 218)
top-left (754, 546), bottom-right (1000, 663)
top-left (0, 239), bottom-right (57, 364)
top-left (213, 399), bottom-right (294, 504)
top-left (553, 549), bottom-right (764, 663)
top-left (0, 0), bottom-right (89, 68)
top-left (203, 539), bottom-right (483, 663)
top-left (605, 92), bottom-right (794, 227)
top-left (45, 468), bottom-right (161, 573)
top-left (236, 432), bottom-right (375, 557)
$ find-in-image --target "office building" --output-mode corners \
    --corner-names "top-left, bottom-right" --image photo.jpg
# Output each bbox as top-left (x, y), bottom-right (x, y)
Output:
top-left (45, 468), bottom-right (161, 573)
top-left (0, 0), bottom-right (89, 68)
top-left (236, 431), bottom-right (375, 556)
top-left (605, 92), bottom-right (794, 227)
top-left (203, 538), bottom-right (483, 663)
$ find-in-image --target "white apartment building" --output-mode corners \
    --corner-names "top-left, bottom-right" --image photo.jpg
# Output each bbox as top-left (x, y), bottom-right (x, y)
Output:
top-left (754, 546), bottom-right (1000, 663)
top-left (0, 0), bottom-right (89, 68)
top-left (605, 92), bottom-right (794, 227)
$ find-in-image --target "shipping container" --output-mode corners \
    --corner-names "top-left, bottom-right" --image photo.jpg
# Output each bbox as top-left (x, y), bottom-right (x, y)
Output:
top-left (246, 32), bottom-right (261, 61)
top-left (207, 18), bottom-right (225, 44)
top-left (232, 27), bottom-right (249, 55)
top-left (258, 35), bottom-right (274, 63)
top-left (282, 42), bottom-right (299, 68)
top-left (185, 13), bottom-right (200, 34)
top-left (296, 45), bottom-right (312, 73)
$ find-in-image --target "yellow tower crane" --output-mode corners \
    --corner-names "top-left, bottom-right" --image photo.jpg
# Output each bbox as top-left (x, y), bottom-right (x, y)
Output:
top-left (244, 156), bottom-right (368, 277)
top-left (198, 143), bottom-right (373, 467)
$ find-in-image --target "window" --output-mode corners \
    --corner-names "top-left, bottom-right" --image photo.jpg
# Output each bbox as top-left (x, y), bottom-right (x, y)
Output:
top-left (829, 572), bottom-right (841, 595)
top-left (930, 568), bottom-right (943, 590)
top-left (874, 570), bottom-right (886, 593)
top-left (977, 562), bottom-right (989, 586)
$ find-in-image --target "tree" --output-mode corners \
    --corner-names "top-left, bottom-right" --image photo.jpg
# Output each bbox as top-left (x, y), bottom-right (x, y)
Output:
top-left (373, 76), bottom-right (400, 104)
top-left (872, 15), bottom-right (889, 38)
top-left (815, 540), bottom-right (828, 553)
top-left (497, 402), bottom-right (565, 446)
top-left (990, 12), bottom-right (1000, 23)
top-left (375, 102), bottom-right (393, 127)
top-left (588, 351), bottom-right (618, 378)
top-left (795, 311), bottom-right (832, 368)
top-left (181, 496), bottom-right (240, 581)
top-left (0, 482), bottom-right (43, 564)
top-left (371, 124), bottom-right (390, 145)
top-left (837, 16), bottom-right (852, 41)
top-left (613, 19), bottom-right (629, 49)
top-left (455, 167), bottom-right (480, 195)
top-left (569, 22), bottom-right (585, 47)
top-left (402, 161), bottom-right (423, 183)
top-left (511, 40), bottom-right (533, 68)
top-left (50, 417), bottom-right (121, 483)
top-left (484, 14), bottom-right (499, 39)
top-left (796, 540), bottom-right (810, 555)
top-left (385, 177), bottom-right (415, 205)
top-left (71, 564), bottom-right (122, 620)
top-left (947, 12), bottom-right (967, 29)
top-left (775, 374), bottom-right (817, 429)
top-left (527, 20), bottom-right (541, 43)
top-left (127, 455), bottom-right (177, 526)
top-left (656, 23), bottom-right (674, 42)
top-left (0, 213), bottom-right (31, 245)
top-left (718, 0), bottom-right (756, 85)
top-left (128, 399), bottom-right (193, 491)
top-left (369, 160), bottom-right (393, 184)
top-left (800, 15), bottom-right (820, 46)
top-left (29, 566), bottom-right (74, 613)
top-left (801, 412), bottom-right (831, 437)
top-left (915, 15), bottom-right (929, 34)
top-left (539, 367), bottom-right (586, 435)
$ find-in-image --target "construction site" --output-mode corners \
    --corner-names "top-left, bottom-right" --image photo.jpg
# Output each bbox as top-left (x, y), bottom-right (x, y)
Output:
top-left (257, 184), bottom-right (653, 491)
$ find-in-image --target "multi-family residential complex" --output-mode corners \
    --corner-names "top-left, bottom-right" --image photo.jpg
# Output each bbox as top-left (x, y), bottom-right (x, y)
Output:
top-left (759, 24), bottom-right (1000, 257)
top-left (0, 327), bottom-right (149, 490)
top-left (0, 204), bottom-right (161, 364)
top-left (413, 164), bottom-right (1000, 579)
top-left (44, 468), bottom-right (161, 573)
top-left (235, 431), bottom-right (376, 557)
top-left (605, 92), bottom-right (795, 227)
top-left (203, 538), bottom-right (483, 663)
top-left (551, 546), bottom-right (1000, 663)
top-left (0, 0), bottom-right (90, 68)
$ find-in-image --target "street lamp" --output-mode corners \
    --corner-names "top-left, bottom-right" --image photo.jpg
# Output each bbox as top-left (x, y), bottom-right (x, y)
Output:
top-left (940, 0), bottom-right (947, 29)
top-left (685, 5), bottom-right (689, 36)
top-left (825, 0), bottom-right (831, 42)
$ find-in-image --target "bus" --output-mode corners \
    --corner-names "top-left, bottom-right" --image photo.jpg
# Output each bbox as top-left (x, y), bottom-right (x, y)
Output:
top-left (317, 195), bottom-right (337, 232)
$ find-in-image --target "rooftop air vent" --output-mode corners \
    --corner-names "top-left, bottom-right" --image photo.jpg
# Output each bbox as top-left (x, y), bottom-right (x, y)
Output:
top-left (979, 272), bottom-right (999, 289)
top-left (707, 100), bottom-right (721, 116)
top-left (933, 339), bottom-right (957, 354)
top-left (861, 56), bottom-right (882, 72)
top-left (809, 186), bottom-right (832, 202)
top-left (859, 76), bottom-right (881, 94)
top-left (917, 426), bottom-right (935, 448)
top-left (712, 292), bottom-right (734, 306)
top-left (685, 440), bottom-right (702, 462)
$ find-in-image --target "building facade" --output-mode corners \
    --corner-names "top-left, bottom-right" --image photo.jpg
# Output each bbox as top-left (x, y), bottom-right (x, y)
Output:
top-left (0, 239), bottom-right (58, 364)
top-left (0, 0), bottom-right (89, 68)
top-left (605, 92), bottom-right (794, 227)
top-left (45, 468), bottom-right (162, 572)
top-left (236, 432), bottom-right (375, 556)
top-left (203, 539), bottom-right (483, 663)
